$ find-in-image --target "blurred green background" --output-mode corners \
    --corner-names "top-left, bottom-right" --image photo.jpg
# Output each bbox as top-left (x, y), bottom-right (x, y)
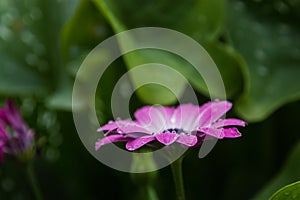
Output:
top-left (0, 0), bottom-right (299, 199)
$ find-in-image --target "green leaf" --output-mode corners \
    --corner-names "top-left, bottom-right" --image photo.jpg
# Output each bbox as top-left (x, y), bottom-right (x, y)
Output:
top-left (252, 140), bottom-right (300, 200)
top-left (61, 0), bottom-right (110, 62)
top-left (92, 0), bottom-right (244, 103)
top-left (228, 0), bottom-right (300, 122)
top-left (0, 0), bottom-right (49, 95)
top-left (0, 0), bottom-right (78, 110)
top-left (269, 181), bottom-right (300, 200)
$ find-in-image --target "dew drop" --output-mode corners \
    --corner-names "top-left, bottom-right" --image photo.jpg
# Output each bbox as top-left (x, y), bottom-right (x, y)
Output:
top-left (292, 194), bottom-right (298, 199)
top-left (170, 117), bottom-right (176, 123)
top-left (284, 191), bottom-right (290, 196)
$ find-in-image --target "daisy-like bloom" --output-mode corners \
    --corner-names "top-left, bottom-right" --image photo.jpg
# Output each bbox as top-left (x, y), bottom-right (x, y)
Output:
top-left (0, 100), bottom-right (35, 163)
top-left (95, 100), bottom-right (246, 151)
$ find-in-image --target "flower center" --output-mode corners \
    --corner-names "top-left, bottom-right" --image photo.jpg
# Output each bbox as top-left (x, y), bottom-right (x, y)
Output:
top-left (162, 128), bottom-right (185, 134)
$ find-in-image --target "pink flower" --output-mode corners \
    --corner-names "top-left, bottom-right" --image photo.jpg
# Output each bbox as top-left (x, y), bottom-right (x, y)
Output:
top-left (95, 101), bottom-right (246, 151)
top-left (0, 100), bottom-right (35, 163)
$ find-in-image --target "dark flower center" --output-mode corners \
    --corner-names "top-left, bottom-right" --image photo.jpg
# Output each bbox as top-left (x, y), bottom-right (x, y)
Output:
top-left (162, 128), bottom-right (185, 134)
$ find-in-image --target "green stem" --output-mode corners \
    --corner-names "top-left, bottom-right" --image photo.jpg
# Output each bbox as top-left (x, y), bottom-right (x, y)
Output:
top-left (171, 157), bottom-right (185, 200)
top-left (26, 163), bottom-right (43, 200)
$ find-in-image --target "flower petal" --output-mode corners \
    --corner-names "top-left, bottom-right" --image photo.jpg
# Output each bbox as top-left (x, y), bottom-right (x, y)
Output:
top-left (0, 143), bottom-right (3, 163)
top-left (213, 118), bottom-right (246, 128)
top-left (125, 135), bottom-right (156, 151)
top-left (155, 131), bottom-right (179, 145)
top-left (95, 135), bottom-right (130, 150)
top-left (172, 104), bottom-right (201, 131)
top-left (199, 127), bottom-right (224, 139)
top-left (0, 126), bottom-right (9, 141)
top-left (98, 119), bottom-right (150, 135)
top-left (134, 106), bottom-right (174, 133)
top-left (176, 134), bottom-right (198, 147)
top-left (97, 121), bottom-right (119, 132)
top-left (0, 100), bottom-right (26, 131)
top-left (222, 128), bottom-right (242, 138)
top-left (198, 101), bottom-right (232, 127)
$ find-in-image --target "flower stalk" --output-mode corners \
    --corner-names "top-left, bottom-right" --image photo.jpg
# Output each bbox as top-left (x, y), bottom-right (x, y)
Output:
top-left (171, 157), bottom-right (185, 200)
top-left (26, 162), bottom-right (43, 200)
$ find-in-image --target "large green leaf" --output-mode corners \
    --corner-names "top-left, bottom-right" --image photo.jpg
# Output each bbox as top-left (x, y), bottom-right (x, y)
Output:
top-left (270, 181), bottom-right (300, 200)
top-left (0, 0), bottom-right (49, 95)
top-left (252, 140), bottom-right (300, 200)
top-left (92, 0), bottom-right (244, 103)
top-left (228, 0), bottom-right (300, 122)
top-left (0, 0), bottom-right (78, 110)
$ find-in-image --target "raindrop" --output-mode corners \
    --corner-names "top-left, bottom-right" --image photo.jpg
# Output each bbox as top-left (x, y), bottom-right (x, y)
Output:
top-left (257, 65), bottom-right (269, 76)
top-left (292, 194), bottom-right (298, 199)
top-left (170, 117), bottom-right (176, 123)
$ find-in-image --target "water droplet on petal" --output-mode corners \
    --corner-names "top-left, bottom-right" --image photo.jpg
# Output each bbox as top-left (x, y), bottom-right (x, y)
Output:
top-left (170, 117), bottom-right (175, 123)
